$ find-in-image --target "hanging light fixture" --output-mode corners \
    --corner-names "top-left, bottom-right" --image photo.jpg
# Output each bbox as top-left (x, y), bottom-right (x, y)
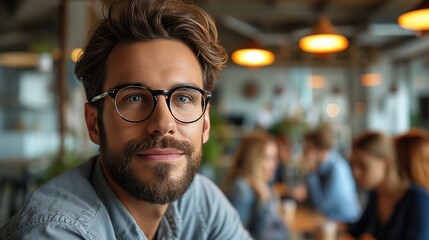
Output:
top-left (398, 1), bottom-right (429, 32)
top-left (231, 40), bottom-right (275, 68)
top-left (299, 16), bottom-right (348, 54)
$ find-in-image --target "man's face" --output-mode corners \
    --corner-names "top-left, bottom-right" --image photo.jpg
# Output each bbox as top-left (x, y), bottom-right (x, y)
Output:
top-left (85, 40), bottom-right (210, 204)
top-left (303, 141), bottom-right (319, 165)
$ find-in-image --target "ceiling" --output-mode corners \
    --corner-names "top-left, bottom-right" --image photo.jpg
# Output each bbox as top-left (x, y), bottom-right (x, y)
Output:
top-left (0, 0), bottom-right (426, 65)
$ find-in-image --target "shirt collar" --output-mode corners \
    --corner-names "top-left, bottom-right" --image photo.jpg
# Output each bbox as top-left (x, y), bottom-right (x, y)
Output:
top-left (318, 150), bottom-right (335, 173)
top-left (91, 157), bottom-right (146, 240)
top-left (157, 202), bottom-right (182, 238)
top-left (91, 156), bottom-right (182, 239)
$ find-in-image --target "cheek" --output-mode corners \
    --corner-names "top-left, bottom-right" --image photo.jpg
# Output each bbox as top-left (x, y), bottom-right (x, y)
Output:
top-left (102, 108), bottom-right (141, 152)
top-left (360, 168), bottom-right (384, 189)
top-left (178, 122), bottom-right (204, 148)
top-left (263, 158), bottom-right (277, 178)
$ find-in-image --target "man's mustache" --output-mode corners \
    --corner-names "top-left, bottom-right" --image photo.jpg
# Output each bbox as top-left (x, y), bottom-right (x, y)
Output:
top-left (122, 136), bottom-right (194, 157)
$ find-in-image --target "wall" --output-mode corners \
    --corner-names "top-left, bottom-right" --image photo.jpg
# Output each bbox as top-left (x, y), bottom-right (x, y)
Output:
top-left (216, 59), bottom-right (412, 137)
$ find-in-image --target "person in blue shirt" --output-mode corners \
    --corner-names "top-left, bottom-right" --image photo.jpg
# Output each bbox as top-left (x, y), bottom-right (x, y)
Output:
top-left (0, 0), bottom-right (252, 239)
top-left (302, 124), bottom-right (361, 223)
top-left (347, 131), bottom-right (429, 240)
top-left (222, 131), bottom-right (290, 240)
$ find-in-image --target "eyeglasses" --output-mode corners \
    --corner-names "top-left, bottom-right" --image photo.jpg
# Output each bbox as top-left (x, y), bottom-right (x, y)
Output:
top-left (91, 85), bottom-right (211, 123)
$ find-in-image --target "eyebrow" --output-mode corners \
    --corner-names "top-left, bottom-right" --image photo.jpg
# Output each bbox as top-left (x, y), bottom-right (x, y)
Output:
top-left (109, 82), bottom-right (202, 90)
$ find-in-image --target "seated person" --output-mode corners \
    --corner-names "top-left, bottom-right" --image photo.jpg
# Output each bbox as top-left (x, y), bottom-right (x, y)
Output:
top-left (347, 131), bottom-right (429, 240)
top-left (395, 129), bottom-right (429, 190)
top-left (302, 124), bottom-right (361, 223)
top-left (222, 131), bottom-right (289, 240)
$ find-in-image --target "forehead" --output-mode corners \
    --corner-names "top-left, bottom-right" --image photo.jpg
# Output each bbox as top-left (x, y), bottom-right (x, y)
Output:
top-left (104, 39), bottom-right (203, 90)
top-left (351, 150), bottom-right (378, 164)
top-left (265, 142), bottom-right (277, 151)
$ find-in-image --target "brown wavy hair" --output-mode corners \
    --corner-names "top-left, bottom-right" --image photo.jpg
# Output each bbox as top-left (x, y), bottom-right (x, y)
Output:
top-left (395, 129), bottom-right (429, 190)
top-left (304, 123), bottom-right (335, 150)
top-left (352, 131), bottom-right (395, 162)
top-left (75, 0), bottom-right (227, 103)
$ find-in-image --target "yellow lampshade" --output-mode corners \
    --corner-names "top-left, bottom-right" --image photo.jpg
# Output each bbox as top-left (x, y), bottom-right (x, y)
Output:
top-left (398, 7), bottom-right (429, 31)
top-left (231, 48), bottom-right (275, 67)
top-left (299, 16), bottom-right (349, 54)
top-left (299, 34), bottom-right (348, 54)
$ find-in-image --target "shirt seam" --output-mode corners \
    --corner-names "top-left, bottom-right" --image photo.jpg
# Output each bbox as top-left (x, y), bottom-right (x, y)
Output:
top-left (4, 214), bottom-right (98, 240)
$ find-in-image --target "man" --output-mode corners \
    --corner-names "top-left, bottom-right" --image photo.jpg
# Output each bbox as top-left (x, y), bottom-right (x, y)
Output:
top-left (0, 0), bottom-right (252, 239)
top-left (302, 124), bottom-right (361, 223)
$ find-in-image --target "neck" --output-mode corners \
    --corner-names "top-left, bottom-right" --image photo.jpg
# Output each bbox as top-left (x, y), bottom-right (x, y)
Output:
top-left (121, 197), bottom-right (168, 240)
top-left (318, 149), bottom-right (329, 164)
top-left (101, 164), bottom-right (168, 240)
top-left (377, 172), bottom-right (409, 196)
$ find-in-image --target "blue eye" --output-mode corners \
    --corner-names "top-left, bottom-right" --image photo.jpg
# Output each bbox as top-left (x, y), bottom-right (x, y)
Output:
top-left (176, 95), bottom-right (192, 104)
top-left (127, 95), bottom-right (143, 102)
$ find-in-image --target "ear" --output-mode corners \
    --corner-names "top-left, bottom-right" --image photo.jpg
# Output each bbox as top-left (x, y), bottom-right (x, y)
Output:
top-left (202, 104), bottom-right (211, 144)
top-left (85, 103), bottom-right (101, 145)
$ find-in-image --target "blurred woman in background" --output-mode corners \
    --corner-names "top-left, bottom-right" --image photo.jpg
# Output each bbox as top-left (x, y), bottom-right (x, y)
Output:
top-left (347, 131), bottom-right (429, 240)
top-left (395, 129), bottom-right (429, 191)
top-left (222, 131), bottom-right (289, 240)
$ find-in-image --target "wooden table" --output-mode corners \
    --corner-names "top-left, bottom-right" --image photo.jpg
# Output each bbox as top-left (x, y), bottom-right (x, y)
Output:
top-left (279, 203), bottom-right (327, 239)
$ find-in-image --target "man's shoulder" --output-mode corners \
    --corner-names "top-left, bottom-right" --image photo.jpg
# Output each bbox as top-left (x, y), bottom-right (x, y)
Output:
top-left (177, 174), bottom-right (232, 215)
top-left (0, 159), bottom-right (108, 239)
top-left (183, 174), bottom-right (223, 200)
top-left (175, 174), bottom-right (252, 239)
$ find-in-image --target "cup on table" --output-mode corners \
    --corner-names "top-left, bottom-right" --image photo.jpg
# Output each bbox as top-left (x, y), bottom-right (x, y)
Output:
top-left (281, 199), bottom-right (297, 225)
top-left (315, 220), bottom-right (338, 240)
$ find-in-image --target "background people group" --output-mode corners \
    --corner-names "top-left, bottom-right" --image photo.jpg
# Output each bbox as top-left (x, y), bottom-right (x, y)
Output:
top-left (347, 130), bottom-right (429, 239)
top-left (222, 124), bottom-right (429, 240)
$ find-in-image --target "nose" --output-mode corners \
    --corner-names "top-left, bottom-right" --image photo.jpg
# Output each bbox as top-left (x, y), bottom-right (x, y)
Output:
top-left (145, 95), bottom-right (177, 136)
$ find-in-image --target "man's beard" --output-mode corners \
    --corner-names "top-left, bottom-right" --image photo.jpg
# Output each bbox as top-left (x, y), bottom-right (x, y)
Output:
top-left (99, 127), bottom-right (201, 204)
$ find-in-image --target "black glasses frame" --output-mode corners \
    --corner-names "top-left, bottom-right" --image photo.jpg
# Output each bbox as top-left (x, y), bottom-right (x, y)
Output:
top-left (91, 85), bottom-right (212, 123)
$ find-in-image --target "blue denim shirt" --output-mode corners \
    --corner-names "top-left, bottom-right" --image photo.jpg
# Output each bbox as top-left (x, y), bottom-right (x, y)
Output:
top-left (306, 151), bottom-right (361, 223)
top-left (225, 177), bottom-right (289, 240)
top-left (0, 157), bottom-right (252, 240)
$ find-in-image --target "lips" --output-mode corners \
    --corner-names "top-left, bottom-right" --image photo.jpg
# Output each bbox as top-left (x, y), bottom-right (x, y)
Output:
top-left (136, 148), bottom-right (184, 162)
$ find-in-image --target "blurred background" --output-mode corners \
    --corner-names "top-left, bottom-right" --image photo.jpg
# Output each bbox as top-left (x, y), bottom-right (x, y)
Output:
top-left (1, 0), bottom-right (429, 223)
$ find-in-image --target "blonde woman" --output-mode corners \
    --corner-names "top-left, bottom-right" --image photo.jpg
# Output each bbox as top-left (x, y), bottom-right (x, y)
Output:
top-left (222, 131), bottom-right (289, 240)
top-left (347, 131), bottom-right (429, 240)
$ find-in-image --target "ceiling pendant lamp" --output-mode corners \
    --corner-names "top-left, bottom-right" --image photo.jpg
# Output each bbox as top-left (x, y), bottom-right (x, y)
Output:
top-left (231, 40), bottom-right (275, 68)
top-left (398, 1), bottom-right (429, 32)
top-left (299, 16), bottom-right (348, 54)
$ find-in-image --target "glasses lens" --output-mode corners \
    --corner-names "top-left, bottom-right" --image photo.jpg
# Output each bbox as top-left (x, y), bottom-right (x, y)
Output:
top-left (115, 87), bottom-right (154, 122)
top-left (170, 87), bottom-right (206, 123)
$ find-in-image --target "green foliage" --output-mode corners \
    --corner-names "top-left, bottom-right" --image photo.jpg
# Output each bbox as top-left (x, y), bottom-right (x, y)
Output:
top-left (41, 150), bottom-right (84, 183)
top-left (202, 111), bottom-right (230, 166)
top-left (269, 117), bottom-right (308, 141)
